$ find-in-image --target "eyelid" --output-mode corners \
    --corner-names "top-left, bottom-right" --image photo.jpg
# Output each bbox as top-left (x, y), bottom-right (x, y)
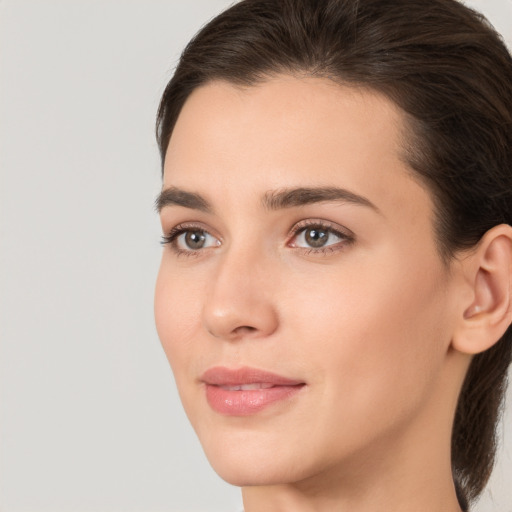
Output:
top-left (160, 219), bottom-right (354, 256)
top-left (287, 219), bottom-right (355, 251)
top-left (161, 222), bottom-right (221, 254)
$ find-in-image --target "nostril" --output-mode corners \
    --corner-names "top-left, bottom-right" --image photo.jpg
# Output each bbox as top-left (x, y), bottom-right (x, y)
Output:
top-left (234, 325), bottom-right (257, 335)
top-left (206, 325), bottom-right (257, 339)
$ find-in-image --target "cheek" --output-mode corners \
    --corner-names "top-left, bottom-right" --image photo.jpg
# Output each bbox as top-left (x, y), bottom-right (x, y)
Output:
top-left (288, 248), bottom-right (450, 427)
top-left (154, 259), bottom-right (203, 373)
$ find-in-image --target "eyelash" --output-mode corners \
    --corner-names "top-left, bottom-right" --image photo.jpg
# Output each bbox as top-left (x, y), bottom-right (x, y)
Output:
top-left (288, 220), bottom-right (355, 255)
top-left (160, 223), bottom-right (217, 258)
top-left (160, 220), bottom-right (355, 257)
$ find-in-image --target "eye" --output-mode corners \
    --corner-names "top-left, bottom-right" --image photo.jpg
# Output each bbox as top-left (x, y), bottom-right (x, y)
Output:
top-left (289, 221), bottom-right (354, 252)
top-left (161, 225), bottom-right (221, 254)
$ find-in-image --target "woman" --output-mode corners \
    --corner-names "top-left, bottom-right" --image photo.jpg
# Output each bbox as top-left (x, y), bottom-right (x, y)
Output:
top-left (154, 0), bottom-right (512, 510)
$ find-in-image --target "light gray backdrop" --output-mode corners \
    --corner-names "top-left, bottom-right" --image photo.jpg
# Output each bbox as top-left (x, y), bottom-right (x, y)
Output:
top-left (0, 1), bottom-right (510, 511)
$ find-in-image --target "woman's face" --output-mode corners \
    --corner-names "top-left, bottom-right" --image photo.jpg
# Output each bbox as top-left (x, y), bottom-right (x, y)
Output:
top-left (155, 76), bottom-right (461, 487)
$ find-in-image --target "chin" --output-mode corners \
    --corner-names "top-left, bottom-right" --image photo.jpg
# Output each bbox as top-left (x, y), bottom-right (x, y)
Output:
top-left (209, 456), bottom-right (304, 488)
top-left (196, 428), bottom-right (324, 488)
top-left (199, 439), bottom-right (280, 485)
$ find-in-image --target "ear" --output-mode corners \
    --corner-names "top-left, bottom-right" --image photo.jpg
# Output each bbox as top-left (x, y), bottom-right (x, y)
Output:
top-left (451, 224), bottom-right (512, 355)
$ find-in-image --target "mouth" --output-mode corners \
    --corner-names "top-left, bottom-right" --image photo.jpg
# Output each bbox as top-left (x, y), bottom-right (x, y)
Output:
top-left (201, 366), bottom-right (306, 416)
top-left (218, 382), bottom-right (275, 391)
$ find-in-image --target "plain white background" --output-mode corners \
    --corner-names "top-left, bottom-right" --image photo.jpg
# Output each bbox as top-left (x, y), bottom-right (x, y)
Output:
top-left (0, 1), bottom-right (510, 511)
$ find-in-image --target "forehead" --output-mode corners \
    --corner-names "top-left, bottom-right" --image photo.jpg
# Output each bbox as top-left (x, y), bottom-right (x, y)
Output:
top-left (164, 75), bottom-right (407, 181)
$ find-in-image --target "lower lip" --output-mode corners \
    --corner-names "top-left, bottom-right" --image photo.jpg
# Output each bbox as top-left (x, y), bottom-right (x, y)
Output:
top-left (205, 384), bottom-right (304, 416)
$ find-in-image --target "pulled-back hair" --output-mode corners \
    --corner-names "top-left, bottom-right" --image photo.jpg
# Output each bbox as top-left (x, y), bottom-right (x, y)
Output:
top-left (156, 0), bottom-right (512, 507)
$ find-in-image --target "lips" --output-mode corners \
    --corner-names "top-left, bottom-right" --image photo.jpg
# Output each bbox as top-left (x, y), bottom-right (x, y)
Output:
top-left (201, 366), bottom-right (305, 416)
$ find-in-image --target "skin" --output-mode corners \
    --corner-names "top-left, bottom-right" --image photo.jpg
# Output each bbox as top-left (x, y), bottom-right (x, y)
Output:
top-left (155, 76), bottom-right (479, 512)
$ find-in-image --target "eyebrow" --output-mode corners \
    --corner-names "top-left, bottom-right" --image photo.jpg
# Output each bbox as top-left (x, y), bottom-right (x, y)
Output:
top-left (262, 186), bottom-right (380, 212)
top-left (156, 185), bottom-right (380, 214)
top-left (156, 187), bottom-right (212, 213)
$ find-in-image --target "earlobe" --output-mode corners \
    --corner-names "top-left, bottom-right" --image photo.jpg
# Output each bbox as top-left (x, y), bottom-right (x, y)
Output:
top-left (452, 224), bottom-right (512, 355)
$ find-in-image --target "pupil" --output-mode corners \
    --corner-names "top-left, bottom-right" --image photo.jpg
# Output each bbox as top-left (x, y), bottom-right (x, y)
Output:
top-left (305, 228), bottom-right (327, 248)
top-left (185, 230), bottom-right (206, 249)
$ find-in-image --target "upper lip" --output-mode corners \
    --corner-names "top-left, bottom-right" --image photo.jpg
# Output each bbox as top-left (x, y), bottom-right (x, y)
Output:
top-left (201, 366), bottom-right (304, 387)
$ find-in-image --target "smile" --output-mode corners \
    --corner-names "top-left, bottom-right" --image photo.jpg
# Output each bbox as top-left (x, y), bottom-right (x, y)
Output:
top-left (201, 366), bottom-right (306, 416)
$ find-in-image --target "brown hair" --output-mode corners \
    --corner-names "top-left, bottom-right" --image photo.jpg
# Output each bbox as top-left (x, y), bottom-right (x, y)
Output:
top-left (156, 0), bottom-right (512, 507)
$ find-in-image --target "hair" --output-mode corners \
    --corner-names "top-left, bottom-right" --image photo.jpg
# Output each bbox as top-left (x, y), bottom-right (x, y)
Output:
top-left (156, 0), bottom-right (512, 508)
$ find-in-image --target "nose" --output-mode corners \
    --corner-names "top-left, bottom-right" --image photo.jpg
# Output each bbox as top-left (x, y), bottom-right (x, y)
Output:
top-left (202, 247), bottom-right (279, 341)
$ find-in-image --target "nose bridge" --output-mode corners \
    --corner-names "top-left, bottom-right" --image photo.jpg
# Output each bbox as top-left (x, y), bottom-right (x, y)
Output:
top-left (202, 240), bottom-right (278, 340)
